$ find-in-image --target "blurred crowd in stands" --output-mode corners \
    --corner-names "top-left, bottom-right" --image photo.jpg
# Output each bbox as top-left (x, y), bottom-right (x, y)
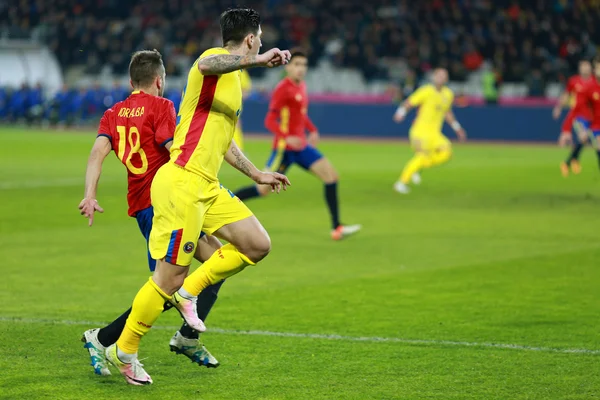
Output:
top-left (0, 83), bottom-right (184, 126)
top-left (2, 0), bottom-right (599, 85)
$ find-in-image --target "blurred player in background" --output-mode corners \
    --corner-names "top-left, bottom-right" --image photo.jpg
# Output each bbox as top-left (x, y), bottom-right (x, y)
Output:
top-left (234, 50), bottom-right (361, 240)
top-left (78, 50), bottom-right (223, 377)
top-left (559, 111), bottom-right (575, 149)
top-left (233, 69), bottom-right (252, 149)
top-left (582, 56), bottom-right (600, 168)
top-left (392, 68), bottom-right (466, 194)
top-left (553, 59), bottom-right (593, 177)
top-left (105, 8), bottom-right (291, 385)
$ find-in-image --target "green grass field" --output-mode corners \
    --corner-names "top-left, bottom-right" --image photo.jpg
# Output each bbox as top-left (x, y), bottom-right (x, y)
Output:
top-left (1, 127), bottom-right (599, 399)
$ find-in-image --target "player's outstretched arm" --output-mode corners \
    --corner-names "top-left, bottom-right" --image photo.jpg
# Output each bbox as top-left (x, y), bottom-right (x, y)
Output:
top-left (225, 140), bottom-right (291, 193)
top-left (305, 116), bottom-right (320, 147)
top-left (79, 136), bottom-right (111, 226)
top-left (197, 48), bottom-right (291, 75)
top-left (553, 92), bottom-right (569, 120)
top-left (445, 110), bottom-right (467, 141)
top-left (393, 100), bottom-right (414, 123)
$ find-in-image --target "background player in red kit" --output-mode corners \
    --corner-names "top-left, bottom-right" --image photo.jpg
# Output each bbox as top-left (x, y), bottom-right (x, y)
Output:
top-left (78, 50), bottom-right (223, 377)
top-left (553, 59), bottom-right (594, 177)
top-left (559, 111), bottom-right (575, 148)
top-left (234, 50), bottom-right (361, 240)
top-left (583, 56), bottom-right (600, 169)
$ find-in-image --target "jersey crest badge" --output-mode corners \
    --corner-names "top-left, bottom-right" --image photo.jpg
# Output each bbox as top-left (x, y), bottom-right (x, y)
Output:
top-left (183, 242), bottom-right (195, 254)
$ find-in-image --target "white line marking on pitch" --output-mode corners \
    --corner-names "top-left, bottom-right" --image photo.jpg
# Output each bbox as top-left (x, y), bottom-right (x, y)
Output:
top-left (1, 316), bottom-right (598, 356)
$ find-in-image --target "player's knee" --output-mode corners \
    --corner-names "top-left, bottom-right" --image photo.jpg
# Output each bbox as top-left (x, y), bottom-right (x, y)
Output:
top-left (435, 148), bottom-right (452, 164)
top-left (241, 231), bottom-right (271, 263)
top-left (323, 174), bottom-right (338, 184)
top-left (324, 167), bottom-right (339, 184)
top-left (252, 233), bottom-right (272, 262)
top-left (313, 159), bottom-right (338, 183)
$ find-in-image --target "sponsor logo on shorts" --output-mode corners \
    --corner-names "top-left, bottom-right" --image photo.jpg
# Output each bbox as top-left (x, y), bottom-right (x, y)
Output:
top-left (184, 242), bottom-right (195, 254)
top-left (217, 249), bottom-right (225, 259)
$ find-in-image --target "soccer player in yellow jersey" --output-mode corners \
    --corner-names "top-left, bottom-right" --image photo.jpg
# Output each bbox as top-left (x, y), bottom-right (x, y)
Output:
top-left (105, 8), bottom-right (291, 385)
top-left (392, 68), bottom-right (467, 194)
top-left (233, 69), bottom-right (252, 149)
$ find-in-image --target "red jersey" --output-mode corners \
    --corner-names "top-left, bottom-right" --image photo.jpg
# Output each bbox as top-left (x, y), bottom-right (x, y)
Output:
top-left (265, 77), bottom-right (317, 151)
top-left (584, 79), bottom-right (600, 130)
top-left (566, 75), bottom-right (593, 121)
top-left (97, 91), bottom-right (176, 217)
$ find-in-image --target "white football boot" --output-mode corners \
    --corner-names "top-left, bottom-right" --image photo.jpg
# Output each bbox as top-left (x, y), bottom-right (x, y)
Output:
top-left (393, 181), bottom-right (410, 194)
top-left (105, 344), bottom-right (152, 385)
top-left (81, 328), bottom-right (111, 376)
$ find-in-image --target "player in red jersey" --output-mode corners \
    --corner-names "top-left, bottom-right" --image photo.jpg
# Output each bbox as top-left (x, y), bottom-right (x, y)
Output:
top-left (582, 56), bottom-right (600, 169)
top-left (559, 110), bottom-right (575, 147)
top-left (78, 50), bottom-right (223, 377)
top-left (234, 50), bottom-right (361, 240)
top-left (553, 59), bottom-right (593, 176)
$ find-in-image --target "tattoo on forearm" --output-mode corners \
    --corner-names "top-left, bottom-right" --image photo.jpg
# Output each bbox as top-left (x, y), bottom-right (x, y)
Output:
top-left (231, 145), bottom-right (253, 177)
top-left (198, 54), bottom-right (257, 75)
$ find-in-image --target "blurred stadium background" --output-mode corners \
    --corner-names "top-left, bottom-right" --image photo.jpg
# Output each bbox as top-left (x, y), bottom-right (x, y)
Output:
top-left (3, 1), bottom-right (600, 399)
top-left (1, 0), bottom-right (596, 139)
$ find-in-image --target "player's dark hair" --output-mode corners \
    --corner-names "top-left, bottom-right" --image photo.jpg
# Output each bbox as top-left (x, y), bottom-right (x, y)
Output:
top-left (220, 8), bottom-right (261, 47)
top-left (129, 50), bottom-right (165, 88)
top-left (290, 48), bottom-right (307, 61)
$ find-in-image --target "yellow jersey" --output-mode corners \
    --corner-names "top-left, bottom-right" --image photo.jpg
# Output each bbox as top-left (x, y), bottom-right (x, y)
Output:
top-left (408, 84), bottom-right (454, 132)
top-left (240, 69), bottom-right (252, 94)
top-left (171, 47), bottom-right (242, 182)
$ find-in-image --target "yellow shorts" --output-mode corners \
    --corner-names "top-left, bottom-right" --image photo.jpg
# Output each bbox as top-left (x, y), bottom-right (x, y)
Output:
top-left (149, 162), bottom-right (253, 266)
top-left (409, 128), bottom-right (451, 152)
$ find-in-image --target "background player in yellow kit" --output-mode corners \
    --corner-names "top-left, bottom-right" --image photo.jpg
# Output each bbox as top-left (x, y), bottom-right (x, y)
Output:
top-left (233, 69), bottom-right (252, 149)
top-left (392, 68), bottom-right (467, 194)
top-left (105, 8), bottom-right (291, 385)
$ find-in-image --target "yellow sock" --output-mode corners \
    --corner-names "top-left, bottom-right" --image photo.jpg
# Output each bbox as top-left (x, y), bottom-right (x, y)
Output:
top-left (117, 277), bottom-right (171, 354)
top-left (182, 243), bottom-right (255, 296)
top-left (429, 148), bottom-right (452, 167)
top-left (399, 153), bottom-right (430, 184)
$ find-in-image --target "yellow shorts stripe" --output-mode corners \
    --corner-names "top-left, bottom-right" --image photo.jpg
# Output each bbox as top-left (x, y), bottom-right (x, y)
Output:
top-left (267, 139), bottom-right (287, 171)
